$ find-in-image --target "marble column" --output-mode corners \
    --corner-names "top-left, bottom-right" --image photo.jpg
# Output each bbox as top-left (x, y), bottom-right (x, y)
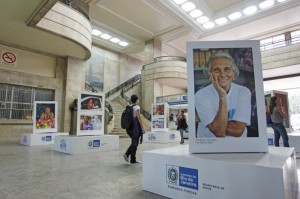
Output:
top-left (63, 56), bottom-right (87, 133)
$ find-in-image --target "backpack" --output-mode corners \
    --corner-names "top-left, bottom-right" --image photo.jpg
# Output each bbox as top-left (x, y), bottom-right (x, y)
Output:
top-left (121, 105), bottom-right (135, 130)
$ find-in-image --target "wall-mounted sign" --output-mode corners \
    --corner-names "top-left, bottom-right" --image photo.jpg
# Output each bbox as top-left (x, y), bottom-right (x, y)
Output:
top-left (1, 51), bottom-right (17, 67)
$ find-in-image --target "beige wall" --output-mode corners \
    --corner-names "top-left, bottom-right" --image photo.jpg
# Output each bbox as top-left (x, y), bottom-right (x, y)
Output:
top-left (0, 45), bottom-right (66, 143)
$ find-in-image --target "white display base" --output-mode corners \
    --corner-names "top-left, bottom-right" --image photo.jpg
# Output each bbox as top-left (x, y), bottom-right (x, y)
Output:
top-left (144, 131), bottom-right (181, 143)
top-left (54, 135), bottom-right (119, 154)
top-left (143, 146), bottom-right (298, 199)
top-left (267, 132), bottom-right (300, 153)
top-left (20, 132), bottom-right (69, 146)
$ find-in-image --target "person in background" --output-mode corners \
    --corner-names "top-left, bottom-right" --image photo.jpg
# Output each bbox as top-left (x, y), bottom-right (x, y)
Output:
top-left (269, 96), bottom-right (289, 147)
top-left (123, 94), bottom-right (145, 164)
top-left (177, 111), bottom-right (188, 144)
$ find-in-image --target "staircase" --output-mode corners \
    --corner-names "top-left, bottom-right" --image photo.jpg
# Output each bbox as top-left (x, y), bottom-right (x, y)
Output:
top-left (109, 101), bottom-right (128, 137)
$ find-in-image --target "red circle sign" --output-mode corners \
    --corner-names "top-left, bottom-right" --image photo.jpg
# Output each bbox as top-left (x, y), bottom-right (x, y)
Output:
top-left (2, 52), bottom-right (16, 64)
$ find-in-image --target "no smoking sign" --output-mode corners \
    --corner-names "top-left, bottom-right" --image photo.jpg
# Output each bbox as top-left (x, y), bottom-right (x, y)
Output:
top-left (1, 51), bottom-right (17, 66)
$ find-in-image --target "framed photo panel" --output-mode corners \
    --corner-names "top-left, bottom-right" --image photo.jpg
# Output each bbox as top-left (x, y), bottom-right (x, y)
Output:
top-left (77, 91), bottom-right (104, 136)
top-left (187, 40), bottom-right (268, 153)
top-left (151, 103), bottom-right (169, 132)
top-left (33, 101), bottom-right (58, 133)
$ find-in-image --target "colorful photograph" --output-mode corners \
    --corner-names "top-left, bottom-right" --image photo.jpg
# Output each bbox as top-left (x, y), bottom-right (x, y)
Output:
top-left (80, 94), bottom-right (102, 110)
top-left (33, 101), bottom-right (58, 133)
top-left (79, 115), bottom-right (102, 131)
top-left (152, 104), bottom-right (165, 116)
top-left (152, 117), bottom-right (165, 129)
top-left (187, 40), bottom-right (268, 153)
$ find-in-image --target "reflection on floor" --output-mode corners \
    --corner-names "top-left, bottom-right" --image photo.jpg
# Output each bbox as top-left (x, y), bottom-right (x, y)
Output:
top-left (0, 138), bottom-right (299, 199)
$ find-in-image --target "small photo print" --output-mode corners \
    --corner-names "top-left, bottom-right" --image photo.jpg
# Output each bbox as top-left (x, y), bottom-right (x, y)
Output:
top-left (153, 104), bottom-right (165, 116)
top-left (80, 94), bottom-right (102, 110)
top-left (152, 117), bottom-right (165, 129)
top-left (80, 115), bottom-right (102, 131)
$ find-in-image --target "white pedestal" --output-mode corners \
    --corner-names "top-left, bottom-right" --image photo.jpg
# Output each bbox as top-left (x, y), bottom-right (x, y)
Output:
top-left (144, 131), bottom-right (181, 143)
top-left (54, 135), bottom-right (119, 154)
top-left (20, 132), bottom-right (69, 146)
top-left (267, 132), bottom-right (300, 153)
top-left (143, 146), bottom-right (298, 199)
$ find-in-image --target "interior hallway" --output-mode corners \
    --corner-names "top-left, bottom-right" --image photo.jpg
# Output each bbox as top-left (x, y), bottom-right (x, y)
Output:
top-left (0, 138), bottom-right (299, 199)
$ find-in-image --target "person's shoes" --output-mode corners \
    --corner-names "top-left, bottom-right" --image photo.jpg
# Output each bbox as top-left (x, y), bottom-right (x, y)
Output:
top-left (180, 140), bottom-right (184, 144)
top-left (123, 154), bottom-right (129, 162)
top-left (130, 161), bottom-right (141, 164)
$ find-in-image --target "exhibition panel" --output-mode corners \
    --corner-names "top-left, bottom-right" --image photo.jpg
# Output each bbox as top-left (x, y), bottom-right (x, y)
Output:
top-left (187, 40), bottom-right (268, 153)
top-left (20, 132), bottom-right (68, 146)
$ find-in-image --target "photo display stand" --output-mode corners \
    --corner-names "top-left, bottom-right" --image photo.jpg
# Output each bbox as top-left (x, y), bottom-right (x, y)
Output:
top-left (265, 90), bottom-right (300, 152)
top-left (143, 41), bottom-right (298, 199)
top-left (20, 101), bottom-right (68, 146)
top-left (54, 91), bottom-right (118, 154)
top-left (144, 103), bottom-right (180, 143)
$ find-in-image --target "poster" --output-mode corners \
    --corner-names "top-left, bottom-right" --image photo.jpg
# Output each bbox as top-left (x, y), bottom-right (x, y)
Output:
top-left (151, 103), bottom-right (169, 132)
top-left (187, 40), bottom-right (268, 153)
top-left (77, 91), bottom-right (104, 136)
top-left (33, 101), bottom-right (58, 133)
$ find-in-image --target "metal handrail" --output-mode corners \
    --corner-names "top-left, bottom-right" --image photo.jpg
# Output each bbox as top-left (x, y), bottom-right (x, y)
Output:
top-left (59, 0), bottom-right (90, 20)
top-left (105, 74), bottom-right (141, 98)
top-left (260, 34), bottom-right (300, 51)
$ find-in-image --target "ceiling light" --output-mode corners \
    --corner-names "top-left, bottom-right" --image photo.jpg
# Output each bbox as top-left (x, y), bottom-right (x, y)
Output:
top-left (277, 0), bottom-right (288, 2)
top-left (215, 17), bottom-right (228, 25)
top-left (189, 9), bottom-right (203, 18)
top-left (110, 38), bottom-right (120, 43)
top-left (203, 22), bottom-right (215, 29)
top-left (100, 33), bottom-right (111, 40)
top-left (119, 41), bottom-right (129, 47)
top-left (172, 0), bottom-right (188, 4)
top-left (181, 2), bottom-right (196, 12)
top-left (92, 29), bottom-right (101, 36)
top-left (228, 12), bottom-right (242, 20)
top-left (243, 6), bottom-right (257, 15)
top-left (196, 16), bottom-right (209, 24)
top-left (259, 0), bottom-right (275, 9)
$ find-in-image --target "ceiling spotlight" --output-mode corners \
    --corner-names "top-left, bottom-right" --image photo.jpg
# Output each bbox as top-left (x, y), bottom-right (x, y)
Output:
top-left (196, 16), bottom-right (209, 24)
top-left (228, 12), bottom-right (242, 20)
top-left (172, 0), bottom-right (188, 4)
top-left (110, 38), bottom-right (120, 43)
top-left (203, 22), bottom-right (215, 29)
top-left (119, 41), bottom-right (129, 47)
top-left (100, 33), bottom-right (111, 40)
top-left (189, 9), bottom-right (203, 18)
top-left (92, 29), bottom-right (101, 36)
top-left (181, 2), bottom-right (196, 12)
top-left (215, 17), bottom-right (228, 25)
top-left (259, 0), bottom-right (275, 9)
top-left (243, 6), bottom-right (257, 15)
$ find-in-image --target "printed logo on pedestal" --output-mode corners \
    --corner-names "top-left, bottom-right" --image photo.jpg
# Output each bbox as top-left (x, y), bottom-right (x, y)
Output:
top-left (60, 139), bottom-right (67, 150)
top-left (268, 138), bottom-right (274, 145)
top-left (170, 134), bottom-right (175, 140)
top-left (166, 164), bottom-right (198, 190)
top-left (148, 134), bottom-right (156, 141)
top-left (41, 135), bottom-right (52, 142)
top-left (88, 140), bottom-right (100, 149)
top-left (167, 166), bottom-right (179, 184)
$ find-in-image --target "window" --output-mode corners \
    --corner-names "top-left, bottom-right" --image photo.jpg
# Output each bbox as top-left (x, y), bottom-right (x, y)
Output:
top-left (260, 34), bottom-right (285, 51)
top-left (291, 30), bottom-right (300, 44)
top-left (0, 83), bottom-right (54, 120)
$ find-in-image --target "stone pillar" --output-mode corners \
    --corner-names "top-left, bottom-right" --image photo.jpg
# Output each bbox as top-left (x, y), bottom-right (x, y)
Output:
top-left (142, 38), bottom-right (162, 110)
top-left (144, 38), bottom-right (162, 64)
top-left (63, 56), bottom-right (87, 133)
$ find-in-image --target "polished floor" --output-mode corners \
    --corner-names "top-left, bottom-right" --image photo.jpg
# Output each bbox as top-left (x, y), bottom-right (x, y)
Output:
top-left (0, 138), bottom-right (299, 199)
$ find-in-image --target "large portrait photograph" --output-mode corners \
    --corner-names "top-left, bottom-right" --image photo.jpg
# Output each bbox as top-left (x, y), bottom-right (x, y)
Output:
top-left (33, 101), bottom-right (58, 133)
top-left (187, 41), bottom-right (268, 153)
